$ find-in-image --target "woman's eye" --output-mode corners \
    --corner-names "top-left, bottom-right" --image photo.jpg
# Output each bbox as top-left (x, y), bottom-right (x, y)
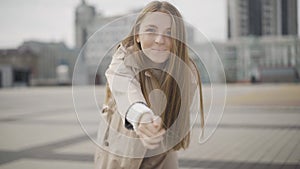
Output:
top-left (166, 30), bottom-right (171, 36)
top-left (145, 28), bottom-right (156, 33)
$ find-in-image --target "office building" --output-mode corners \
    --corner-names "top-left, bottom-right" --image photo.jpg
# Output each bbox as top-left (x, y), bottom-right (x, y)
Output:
top-left (227, 0), bottom-right (298, 39)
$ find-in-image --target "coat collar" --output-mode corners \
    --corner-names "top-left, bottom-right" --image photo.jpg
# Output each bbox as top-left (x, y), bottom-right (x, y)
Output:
top-left (117, 44), bottom-right (141, 69)
top-left (124, 53), bottom-right (141, 69)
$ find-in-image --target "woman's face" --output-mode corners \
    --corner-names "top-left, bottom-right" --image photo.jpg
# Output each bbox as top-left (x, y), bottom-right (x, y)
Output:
top-left (137, 12), bottom-right (172, 64)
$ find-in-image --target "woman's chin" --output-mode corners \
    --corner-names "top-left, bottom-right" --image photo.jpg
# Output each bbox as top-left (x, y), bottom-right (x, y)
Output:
top-left (145, 52), bottom-right (169, 64)
top-left (150, 57), bottom-right (169, 64)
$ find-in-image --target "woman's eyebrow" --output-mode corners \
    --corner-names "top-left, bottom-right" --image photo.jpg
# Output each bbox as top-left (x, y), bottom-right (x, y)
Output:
top-left (144, 25), bottom-right (171, 31)
top-left (144, 25), bottom-right (158, 28)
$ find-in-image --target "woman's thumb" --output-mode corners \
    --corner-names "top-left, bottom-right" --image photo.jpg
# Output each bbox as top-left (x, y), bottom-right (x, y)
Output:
top-left (152, 116), bottom-right (162, 128)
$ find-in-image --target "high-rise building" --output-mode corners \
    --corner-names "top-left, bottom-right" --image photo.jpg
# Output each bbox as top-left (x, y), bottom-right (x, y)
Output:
top-left (75, 0), bottom-right (96, 49)
top-left (227, 0), bottom-right (298, 39)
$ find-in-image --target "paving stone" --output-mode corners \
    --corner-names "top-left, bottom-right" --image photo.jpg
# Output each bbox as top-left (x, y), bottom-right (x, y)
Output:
top-left (0, 84), bottom-right (299, 169)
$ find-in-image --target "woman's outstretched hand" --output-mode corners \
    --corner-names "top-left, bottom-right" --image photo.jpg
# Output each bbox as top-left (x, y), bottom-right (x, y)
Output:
top-left (136, 113), bottom-right (166, 149)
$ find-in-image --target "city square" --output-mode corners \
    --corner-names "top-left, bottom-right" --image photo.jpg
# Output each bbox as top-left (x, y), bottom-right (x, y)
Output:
top-left (0, 83), bottom-right (299, 169)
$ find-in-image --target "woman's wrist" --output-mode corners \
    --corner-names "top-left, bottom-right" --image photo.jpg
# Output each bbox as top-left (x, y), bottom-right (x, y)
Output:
top-left (125, 102), bottom-right (154, 130)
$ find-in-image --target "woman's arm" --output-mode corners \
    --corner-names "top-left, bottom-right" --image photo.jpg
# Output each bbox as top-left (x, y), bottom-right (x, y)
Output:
top-left (105, 46), bottom-right (154, 130)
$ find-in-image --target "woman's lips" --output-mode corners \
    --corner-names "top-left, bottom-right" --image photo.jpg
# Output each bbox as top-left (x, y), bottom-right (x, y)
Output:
top-left (151, 48), bottom-right (167, 51)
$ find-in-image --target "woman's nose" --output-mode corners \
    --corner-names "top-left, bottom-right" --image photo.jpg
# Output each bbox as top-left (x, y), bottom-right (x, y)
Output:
top-left (154, 34), bottom-right (165, 44)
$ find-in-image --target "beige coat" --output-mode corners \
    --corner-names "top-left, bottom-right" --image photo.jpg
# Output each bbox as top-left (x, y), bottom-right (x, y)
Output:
top-left (94, 45), bottom-right (198, 169)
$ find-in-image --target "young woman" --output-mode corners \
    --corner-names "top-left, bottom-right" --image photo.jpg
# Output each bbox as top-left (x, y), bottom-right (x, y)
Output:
top-left (95, 1), bottom-right (204, 169)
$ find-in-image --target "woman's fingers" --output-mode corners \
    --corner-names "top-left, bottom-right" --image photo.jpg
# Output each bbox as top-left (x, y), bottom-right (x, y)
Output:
top-left (137, 127), bottom-right (166, 139)
top-left (152, 116), bottom-right (162, 128)
top-left (138, 115), bottom-right (163, 137)
top-left (136, 119), bottom-right (166, 150)
top-left (140, 139), bottom-right (160, 149)
top-left (142, 133), bottom-right (163, 144)
top-left (138, 124), bottom-right (155, 137)
top-left (138, 123), bottom-right (165, 137)
top-left (141, 137), bottom-right (163, 147)
top-left (137, 114), bottom-right (165, 149)
top-left (138, 130), bottom-right (165, 149)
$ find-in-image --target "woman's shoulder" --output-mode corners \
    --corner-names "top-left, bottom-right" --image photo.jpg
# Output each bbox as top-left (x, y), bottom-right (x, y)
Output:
top-left (112, 44), bottom-right (127, 59)
top-left (111, 44), bottom-right (140, 70)
top-left (113, 44), bottom-right (136, 59)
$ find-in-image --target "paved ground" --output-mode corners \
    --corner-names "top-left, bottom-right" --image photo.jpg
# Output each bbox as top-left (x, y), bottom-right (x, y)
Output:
top-left (0, 83), bottom-right (299, 169)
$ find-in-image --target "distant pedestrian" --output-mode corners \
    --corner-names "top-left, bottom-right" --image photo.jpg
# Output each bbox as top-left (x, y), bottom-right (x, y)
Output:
top-left (95, 1), bottom-right (204, 168)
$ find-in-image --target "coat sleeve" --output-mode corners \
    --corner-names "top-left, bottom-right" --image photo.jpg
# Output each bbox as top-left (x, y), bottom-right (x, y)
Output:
top-left (105, 47), bottom-right (153, 130)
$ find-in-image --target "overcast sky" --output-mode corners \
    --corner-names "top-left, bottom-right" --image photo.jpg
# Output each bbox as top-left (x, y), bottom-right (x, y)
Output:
top-left (0, 0), bottom-right (299, 49)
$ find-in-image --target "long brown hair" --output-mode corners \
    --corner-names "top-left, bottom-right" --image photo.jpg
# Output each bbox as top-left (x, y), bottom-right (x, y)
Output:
top-left (120, 1), bottom-right (204, 150)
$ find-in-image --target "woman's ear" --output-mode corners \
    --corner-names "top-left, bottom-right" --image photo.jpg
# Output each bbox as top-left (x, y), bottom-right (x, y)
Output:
top-left (136, 36), bottom-right (140, 43)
